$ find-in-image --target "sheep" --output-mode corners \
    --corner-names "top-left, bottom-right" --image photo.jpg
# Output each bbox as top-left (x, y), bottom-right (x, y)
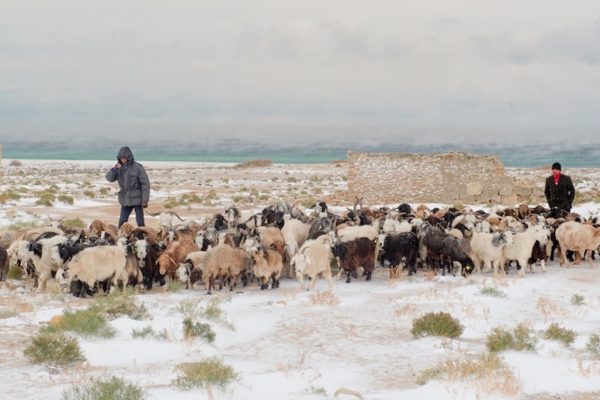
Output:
top-left (257, 226), bottom-right (286, 257)
top-left (20, 227), bottom-right (64, 242)
top-left (500, 226), bottom-right (550, 275)
top-left (133, 238), bottom-right (148, 268)
top-left (422, 227), bottom-right (448, 273)
top-left (528, 240), bottom-right (549, 273)
top-left (252, 247), bottom-right (283, 289)
top-left (116, 238), bottom-right (144, 291)
top-left (225, 206), bottom-right (241, 231)
top-left (379, 232), bottom-right (418, 277)
top-left (470, 230), bottom-right (514, 275)
top-left (27, 234), bottom-right (69, 292)
top-left (202, 244), bottom-right (252, 294)
top-left (142, 242), bottom-right (163, 289)
top-left (7, 240), bottom-right (31, 273)
top-left (281, 218), bottom-right (310, 277)
top-left (156, 238), bottom-right (199, 279)
top-left (331, 237), bottom-right (377, 283)
top-left (382, 217), bottom-right (412, 234)
top-left (397, 203), bottom-right (412, 216)
top-left (0, 246), bottom-right (8, 281)
top-left (148, 210), bottom-right (186, 233)
top-left (61, 245), bottom-right (127, 295)
top-left (89, 219), bottom-right (118, 241)
top-left (555, 221), bottom-right (600, 267)
top-left (176, 251), bottom-right (207, 289)
top-left (440, 236), bottom-right (474, 276)
top-left (337, 222), bottom-right (379, 242)
top-left (290, 236), bottom-right (334, 290)
top-left (308, 216), bottom-right (335, 240)
top-left (337, 221), bottom-right (380, 267)
top-left (118, 222), bottom-right (136, 238)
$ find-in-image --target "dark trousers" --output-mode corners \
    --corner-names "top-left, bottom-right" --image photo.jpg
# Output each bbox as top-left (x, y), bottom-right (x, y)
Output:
top-left (119, 205), bottom-right (145, 227)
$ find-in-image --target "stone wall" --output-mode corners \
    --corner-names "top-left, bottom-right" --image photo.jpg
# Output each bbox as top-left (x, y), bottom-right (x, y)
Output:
top-left (347, 151), bottom-right (545, 205)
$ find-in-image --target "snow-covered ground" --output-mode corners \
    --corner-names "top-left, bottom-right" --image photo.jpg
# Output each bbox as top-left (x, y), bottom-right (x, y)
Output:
top-left (2, 160), bottom-right (600, 399)
top-left (1, 261), bottom-right (600, 400)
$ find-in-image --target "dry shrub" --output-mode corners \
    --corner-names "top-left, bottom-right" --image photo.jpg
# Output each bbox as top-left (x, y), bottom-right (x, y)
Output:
top-left (174, 358), bottom-right (237, 391)
top-left (233, 159), bottom-right (272, 169)
top-left (309, 290), bottom-right (340, 306)
top-left (416, 353), bottom-right (521, 397)
top-left (394, 304), bottom-right (417, 318)
top-left (536, 296), bottom-right (569, 322)
top-left (62, 376), bottom-right (145, 400)
top-left (9, 160), bottom-right (23, 167)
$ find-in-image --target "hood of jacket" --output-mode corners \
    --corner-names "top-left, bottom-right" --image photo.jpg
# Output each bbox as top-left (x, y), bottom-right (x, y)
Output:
top-left (117, 147), bottom-right (134, 164)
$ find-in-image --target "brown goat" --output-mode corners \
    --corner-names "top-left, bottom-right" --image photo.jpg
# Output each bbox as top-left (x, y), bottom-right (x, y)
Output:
top-left (156, 239), bottom-right (199, 279)
top-left (89, 219), bottom-right (118, 240)
top-left (202, 244), bottom-right (252, 294)
top-left (331, 237), bottom-right (376, 283)
top-left (252, 248), bottom-right (283, 290)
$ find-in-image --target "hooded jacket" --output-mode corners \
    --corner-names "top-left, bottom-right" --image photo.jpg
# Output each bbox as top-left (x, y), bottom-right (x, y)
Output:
top-left (105, 147), bottom-right (150, 207)
top-left (544, 173), bottom-right (575, 212)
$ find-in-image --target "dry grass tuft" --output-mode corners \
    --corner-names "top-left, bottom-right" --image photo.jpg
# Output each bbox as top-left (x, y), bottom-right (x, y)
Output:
top-left (536, 296), bottom-right (569, 322)
top-left (309, 290), bottom-right (340, 306)
top-left (416, 353), bottom-right (521, 397)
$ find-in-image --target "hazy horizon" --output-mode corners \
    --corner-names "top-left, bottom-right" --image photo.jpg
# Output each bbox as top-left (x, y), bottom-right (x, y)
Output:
top-left (2, 1), bottom-right (600, 143)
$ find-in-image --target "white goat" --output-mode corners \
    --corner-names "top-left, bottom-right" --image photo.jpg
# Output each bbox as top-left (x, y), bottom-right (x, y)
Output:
top-left (501, 226), bottom-right (550, 276)
top-left (290, 235), bottom-right (334, 290)
top-left (470, 230), bottom-right (514, 275)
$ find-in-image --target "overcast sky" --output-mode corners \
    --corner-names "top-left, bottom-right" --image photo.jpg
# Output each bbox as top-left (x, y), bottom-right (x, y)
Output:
top-left (1, 0), bottom-right (600, 143)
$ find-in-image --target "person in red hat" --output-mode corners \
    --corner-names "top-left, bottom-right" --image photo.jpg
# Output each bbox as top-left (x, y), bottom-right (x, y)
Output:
top-left (544, 162), bottom-right (575, 212)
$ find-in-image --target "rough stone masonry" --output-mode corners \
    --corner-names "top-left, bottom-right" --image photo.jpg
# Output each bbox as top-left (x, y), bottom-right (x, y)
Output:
top-left (347, 151), bottom-right (545, 205)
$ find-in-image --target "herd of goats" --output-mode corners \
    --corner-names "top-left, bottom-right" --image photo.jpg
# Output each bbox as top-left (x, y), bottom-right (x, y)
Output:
top-left (1, 199), bottom-right (600, 297)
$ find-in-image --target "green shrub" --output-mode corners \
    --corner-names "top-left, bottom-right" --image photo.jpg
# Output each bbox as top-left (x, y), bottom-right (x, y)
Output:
top-left (233, 159), bottom-right (272, 169)
top-left (486, 324), bottom-right (537, 352)
top-left (43, 308), bottom-right (116, 338)
top-left (7, 265), bottom-right (24, 280)
top-left (131, 326), bottom-right (156, 339)
top-left (36, 191), bottom-right (56, 206)
top-left (411, 312), bottom-right (464, 339)
top-left (168, 280), bottom-right (184, 292)
top-left (587, 334), bottom-right (600, 357)
top-left (174, 358), bottom-right (237, 390)
top-left (182, 318), bottom-right (215, 343)
top-left (24, 331), bottom-right (84, 365)
top-left (0, 190), bottom-right (21, 203)
top-left (57, 195), bottom-right (75, 205)
top-left (62, 376), bottom-right (145, 400)
top-left (61, 218), bottom-right (86, 228)
top-left (163, 197), bottom-right (178, 209)
top-left (480, 287), bottom-right (506, 298)
top-left (202, 298), bottom-right (224, 320)
top-left (544, 324), bottom-right (576, 347)
top-left (83, 190), bottom-right (96, 199)
top-left (93, 290), bottom-right (148, 320)
top-left (571, 294), bottom-right (585, 306)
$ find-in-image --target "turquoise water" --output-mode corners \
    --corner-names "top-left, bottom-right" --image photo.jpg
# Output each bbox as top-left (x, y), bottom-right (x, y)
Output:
top-left (3, 141), bottom-right (600, 168)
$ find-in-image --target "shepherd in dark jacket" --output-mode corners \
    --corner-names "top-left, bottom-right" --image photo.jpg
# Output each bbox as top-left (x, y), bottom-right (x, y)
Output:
top-left (106, 146), bottom-right (150, 227)
top-left (544, 162), bottom-right (575, 212)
